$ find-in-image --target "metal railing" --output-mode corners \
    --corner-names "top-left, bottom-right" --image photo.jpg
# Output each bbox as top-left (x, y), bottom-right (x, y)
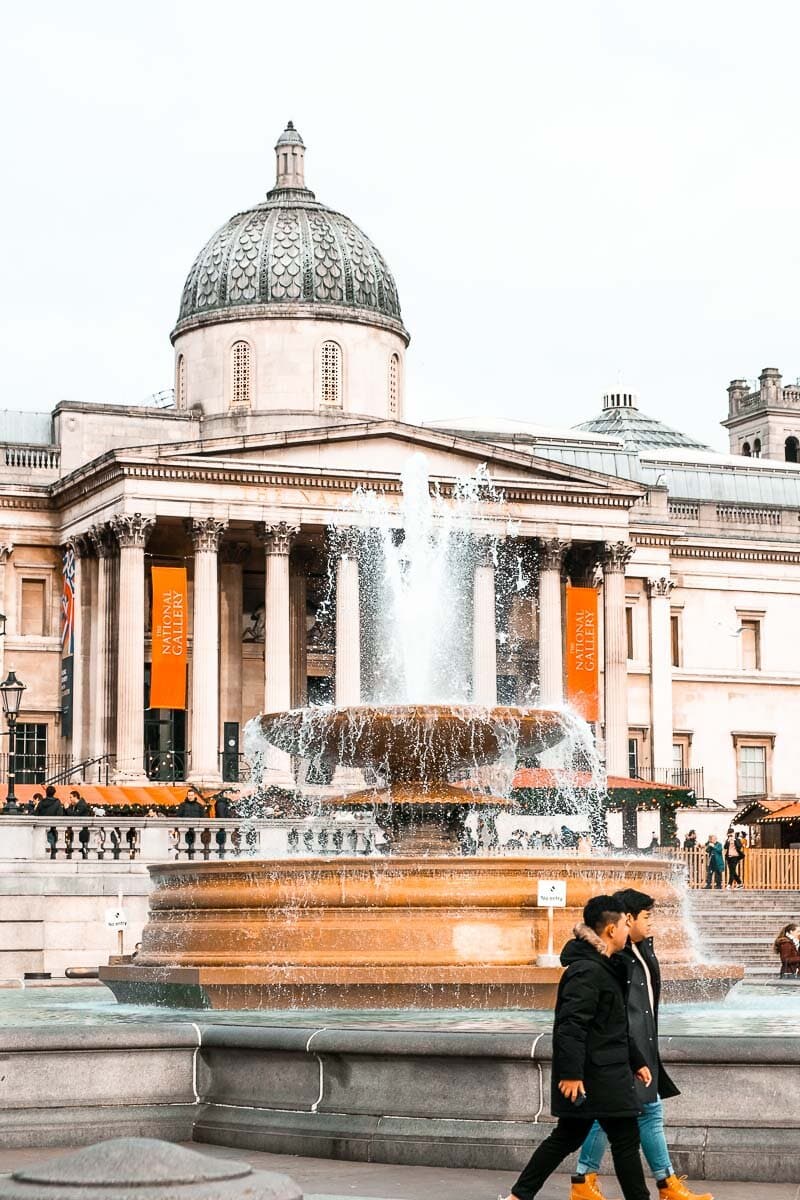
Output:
top-left (0, 753), bottom-right (111, 785)
top-left (634, 766), bottom-right (705, 796)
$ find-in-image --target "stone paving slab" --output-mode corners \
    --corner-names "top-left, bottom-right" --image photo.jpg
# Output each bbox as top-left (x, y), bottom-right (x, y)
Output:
top-left (0, 1143), bottom-right (796, 1199)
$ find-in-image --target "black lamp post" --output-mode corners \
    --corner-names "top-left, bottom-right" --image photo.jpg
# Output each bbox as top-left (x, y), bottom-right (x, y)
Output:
top-left (0, 670), bottom-right (26, 813)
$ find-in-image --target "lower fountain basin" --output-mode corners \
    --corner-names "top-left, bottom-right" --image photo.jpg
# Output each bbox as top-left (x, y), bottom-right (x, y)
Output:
top-left (100, 855), bottom-right (742, 1009)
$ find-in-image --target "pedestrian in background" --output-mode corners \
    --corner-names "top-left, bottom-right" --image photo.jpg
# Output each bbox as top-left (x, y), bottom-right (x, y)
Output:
top-left (774, 923), bottom-right (800, 977)
top-left (722, 829), bottom-right (743, 889)
top-left (703, 835), bottom-right (723, 889)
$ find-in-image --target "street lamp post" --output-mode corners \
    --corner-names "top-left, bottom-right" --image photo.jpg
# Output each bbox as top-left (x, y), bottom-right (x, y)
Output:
top-left (0, 670), bottom-right (26, 813)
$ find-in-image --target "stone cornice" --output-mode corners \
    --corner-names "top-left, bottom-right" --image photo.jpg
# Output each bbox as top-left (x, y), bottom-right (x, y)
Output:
top-left (49, 455), bottom-right (641, 514)
top-left (672, 543), bottom-right (800, 563)
top-left (170, 302), bottom-right (410, 346)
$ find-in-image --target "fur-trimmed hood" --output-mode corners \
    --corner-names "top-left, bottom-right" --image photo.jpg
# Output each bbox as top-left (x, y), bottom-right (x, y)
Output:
top-left (569, 921), bottom-right (610, 956)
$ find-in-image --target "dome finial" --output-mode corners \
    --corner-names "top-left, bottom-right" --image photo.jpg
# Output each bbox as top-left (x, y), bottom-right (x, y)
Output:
top-left (273, 120), bottom-right (307, 193)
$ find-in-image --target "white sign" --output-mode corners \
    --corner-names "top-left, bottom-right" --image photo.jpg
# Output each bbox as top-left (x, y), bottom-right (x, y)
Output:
top-left (105, 907), bottom-right (128, 930)
top-left (537, 879), bottom-right (567, 908)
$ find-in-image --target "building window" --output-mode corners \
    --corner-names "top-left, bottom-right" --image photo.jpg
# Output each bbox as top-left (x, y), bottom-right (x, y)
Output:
top-left (388, 353), bottom-right (400, 417)
top-left (672, 741), bottom-right (686, 770)
top-left (753, 437), bottom-right (762, 458)
top-left (13, 722), bottom-right (47, 783)
top-left (20, 579), bottom-right (46, 636)
top-left (176, 354), bottom-right (186, 409)
top-left (740, 619), bottom-right (761, 670)
top-left (786, 436), bottom-right (799, 463)
top-left (625, 606), bottom-right (634, 660)
top-left (231, 341), bottom-right (251, 407)
top-left (321, 341), bottom-right (342, 407)
top-left (737, 743), bottom-right (767, 797)
top-left (628, 736), bottom-right (639, 778)
top-left (742, 441), bottom-right (751, 457)
top-left (670, 612), bottom-right (681, 667)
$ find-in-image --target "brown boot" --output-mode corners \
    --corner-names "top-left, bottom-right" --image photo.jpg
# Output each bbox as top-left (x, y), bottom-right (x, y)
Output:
top-left (570, 1174), bottom-right (618, 1200)
top-left (657, 1174), bottom-right (714, 1200)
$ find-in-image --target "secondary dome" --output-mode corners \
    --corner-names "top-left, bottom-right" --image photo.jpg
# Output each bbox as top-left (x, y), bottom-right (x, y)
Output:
top-left (173, 121), bottom-right (407, 341)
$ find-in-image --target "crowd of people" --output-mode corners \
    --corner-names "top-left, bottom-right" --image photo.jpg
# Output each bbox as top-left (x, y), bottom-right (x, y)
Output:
top-left (680, 827), bottom-right (748, 889)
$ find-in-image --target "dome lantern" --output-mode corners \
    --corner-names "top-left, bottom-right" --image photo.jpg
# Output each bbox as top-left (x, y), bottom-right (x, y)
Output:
top-left (269, 120), bottom-right (311, 199)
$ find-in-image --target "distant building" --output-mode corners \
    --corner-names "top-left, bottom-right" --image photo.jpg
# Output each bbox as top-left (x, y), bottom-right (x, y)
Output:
top-left (0, 123), bottom-right (798, 826)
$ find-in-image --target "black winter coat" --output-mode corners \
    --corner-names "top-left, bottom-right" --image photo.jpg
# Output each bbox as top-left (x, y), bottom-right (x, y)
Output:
top-left (551, 927), bottom-right (647, 1120)
top-left (35, 796), bottom-right (64, 816)
top-left (616, 938), bottom-right (679, 1104)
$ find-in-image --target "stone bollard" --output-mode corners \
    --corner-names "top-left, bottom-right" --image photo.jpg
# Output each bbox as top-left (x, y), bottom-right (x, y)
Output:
top-left (0, 1137), bottom-right (303, 1200)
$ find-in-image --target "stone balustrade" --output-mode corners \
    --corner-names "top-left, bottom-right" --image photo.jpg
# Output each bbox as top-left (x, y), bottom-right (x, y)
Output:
top-left (0, 816), bottom-right (385, 863)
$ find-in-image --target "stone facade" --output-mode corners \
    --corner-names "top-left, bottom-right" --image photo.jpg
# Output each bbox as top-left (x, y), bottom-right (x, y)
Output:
top-left (2, 124), bottom-right (800, 821)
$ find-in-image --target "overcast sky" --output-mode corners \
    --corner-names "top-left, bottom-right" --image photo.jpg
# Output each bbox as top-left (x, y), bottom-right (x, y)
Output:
top-left (1, 1), bottom-right (798, 450)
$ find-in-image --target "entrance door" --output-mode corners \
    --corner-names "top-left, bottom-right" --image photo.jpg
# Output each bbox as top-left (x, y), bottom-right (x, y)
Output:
top-left (144, 665), bottom-right (186, 781)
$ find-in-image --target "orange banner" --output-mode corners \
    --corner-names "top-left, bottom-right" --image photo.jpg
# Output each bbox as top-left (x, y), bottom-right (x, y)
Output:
top-left (565, 585), bottom-right (599, 722)
top-left (150, 567), bottom-right (187, 710)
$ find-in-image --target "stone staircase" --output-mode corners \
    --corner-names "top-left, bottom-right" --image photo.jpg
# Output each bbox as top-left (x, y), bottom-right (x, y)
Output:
top-left (686, 887), bottom-right (800, 975)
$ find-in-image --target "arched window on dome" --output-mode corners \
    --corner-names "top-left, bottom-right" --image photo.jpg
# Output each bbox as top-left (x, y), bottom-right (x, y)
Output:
top-left (388, 353), bottom-right (400, 418)
top-left (231, 341), bottom-right (251, 408)
top-left (176, 354), bottom-right (186, 409)
top-left (753, 437), bottom-right (762, 458)
top-left (320, 341), bottom-right (342, 408)
top-left (786, 436), bottom-right (799, 463)
top-left (741, 441), bottom-right (751, 457)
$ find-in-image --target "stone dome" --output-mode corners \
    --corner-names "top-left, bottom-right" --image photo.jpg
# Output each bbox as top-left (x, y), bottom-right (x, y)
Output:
top-left (173, 122), bottom-right (408, 343)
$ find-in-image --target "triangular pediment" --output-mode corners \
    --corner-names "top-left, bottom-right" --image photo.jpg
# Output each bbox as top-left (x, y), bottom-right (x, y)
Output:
top-left (148, 419), bottom-right (641, 497)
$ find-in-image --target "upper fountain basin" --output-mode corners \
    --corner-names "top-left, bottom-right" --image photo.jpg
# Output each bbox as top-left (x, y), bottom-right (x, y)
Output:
top-left (259, 704), bottom-right (569, 783)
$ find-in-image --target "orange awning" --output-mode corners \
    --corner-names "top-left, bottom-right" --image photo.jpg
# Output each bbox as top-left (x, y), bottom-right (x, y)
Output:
top-left (11, 784), bottom-right (193, 809)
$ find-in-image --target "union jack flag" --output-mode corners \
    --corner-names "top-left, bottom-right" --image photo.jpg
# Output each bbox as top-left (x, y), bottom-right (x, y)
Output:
top-left (61, 544), bottom-right (75, 655)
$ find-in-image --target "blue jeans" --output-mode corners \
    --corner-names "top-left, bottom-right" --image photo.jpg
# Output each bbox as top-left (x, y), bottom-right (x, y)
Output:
top-left (577, 1098), bottom-right (673, 1181)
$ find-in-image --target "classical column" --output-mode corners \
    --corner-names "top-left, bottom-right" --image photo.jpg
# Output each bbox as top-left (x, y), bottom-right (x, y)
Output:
top-left (472, 539), bottom-right (497, 707)
top-left (260, 521), bottom-right (299, 786)
top-left (188, 518), bottom-right (227, 784)
top-left (0, 544), bottom-right (13, 688)
top-left (538, 537), bottom-right (570, 707)
top-left (602, 541), bottom-right (634, 776)
top-left (647, 576), bottom-right (675, 774)
top-left (290, 550), bottom-right (311, 708)
top-left (65, 535), bottom-right (91, 764)
top-left (112, 513), bottom-right (154, 782)
top-left (335, 531), bottom-right (361, 707)
top-left (88, 524), bottom-right (117, 764)
top-left (219, 542), bottom-right (249, 747)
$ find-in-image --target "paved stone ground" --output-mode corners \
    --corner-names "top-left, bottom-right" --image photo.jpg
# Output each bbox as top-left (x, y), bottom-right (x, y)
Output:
top-left (0, 1143), bottom-right (795, 1200)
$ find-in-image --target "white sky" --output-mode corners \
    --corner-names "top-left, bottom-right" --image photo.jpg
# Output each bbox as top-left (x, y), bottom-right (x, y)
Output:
top-left (1, 1), bottom-right (798, 451)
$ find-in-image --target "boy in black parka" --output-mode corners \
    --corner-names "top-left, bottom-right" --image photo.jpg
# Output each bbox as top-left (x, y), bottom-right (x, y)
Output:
top-left (503, 895), bottom-right (651, 1200)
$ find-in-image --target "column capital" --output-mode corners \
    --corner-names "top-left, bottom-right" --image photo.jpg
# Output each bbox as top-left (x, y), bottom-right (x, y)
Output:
top-left (88, 523), bottom-right (117, 559)
top-left (220, 540), bottom-right (251, 566)
top-left (602, 541), bottom-right (634, 574)
top-left (331, 526), bottom-right (363, 560)
top-left (646, 575), bottom-right (675, 599)
top-left (188, 517), bottom-right (228, 553)
top-left (0, 543), bottom-right (13, 565)
top-left (111, 513), bottom-right (155, 549)
top-left (258, 520), bottom-right (300, 556)
top-left (538, 537), bottom-right (570, 572)
top-left (472, 535), bottom-right (496, 569)
top-left (65, 533), bottom-right (92, 559)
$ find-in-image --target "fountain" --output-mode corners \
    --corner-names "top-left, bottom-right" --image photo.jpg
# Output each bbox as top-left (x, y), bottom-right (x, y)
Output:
top-left (101, 459), bottom-right (741, 1009)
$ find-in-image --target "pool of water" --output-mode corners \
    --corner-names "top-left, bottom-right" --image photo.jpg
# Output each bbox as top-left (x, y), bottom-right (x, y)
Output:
top-left (1, 980), bottom-right (799, 1036)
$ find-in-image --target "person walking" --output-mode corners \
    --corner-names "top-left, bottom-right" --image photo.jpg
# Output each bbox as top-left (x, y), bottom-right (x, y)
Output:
top-left (572, 888), bottom-right (712, 1200)
top-left (703, 834), bottom-right (723, 889)
top-left (722, 829), bottom-right (743, 889)
top-left (501, 895), bottom-right (651, 1200)
top-left (774, 923), bottom-right (800, 978)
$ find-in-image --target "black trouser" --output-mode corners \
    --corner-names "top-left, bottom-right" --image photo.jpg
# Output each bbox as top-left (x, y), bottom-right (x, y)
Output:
top-left (726, 856), bottom-right (741, 886)
top-left (705, 864), bottom-right (722, 888)
top-left (511, 1115), bottom-right (648, 1200)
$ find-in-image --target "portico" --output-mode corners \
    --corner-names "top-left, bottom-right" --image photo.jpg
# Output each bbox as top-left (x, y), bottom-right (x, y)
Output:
top-left (53, 423), bottom-right (641, 784)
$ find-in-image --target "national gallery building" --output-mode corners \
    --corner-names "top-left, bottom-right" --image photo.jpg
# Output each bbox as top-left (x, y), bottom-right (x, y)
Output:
top-left (3, 123), bottom-right (800, 812)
